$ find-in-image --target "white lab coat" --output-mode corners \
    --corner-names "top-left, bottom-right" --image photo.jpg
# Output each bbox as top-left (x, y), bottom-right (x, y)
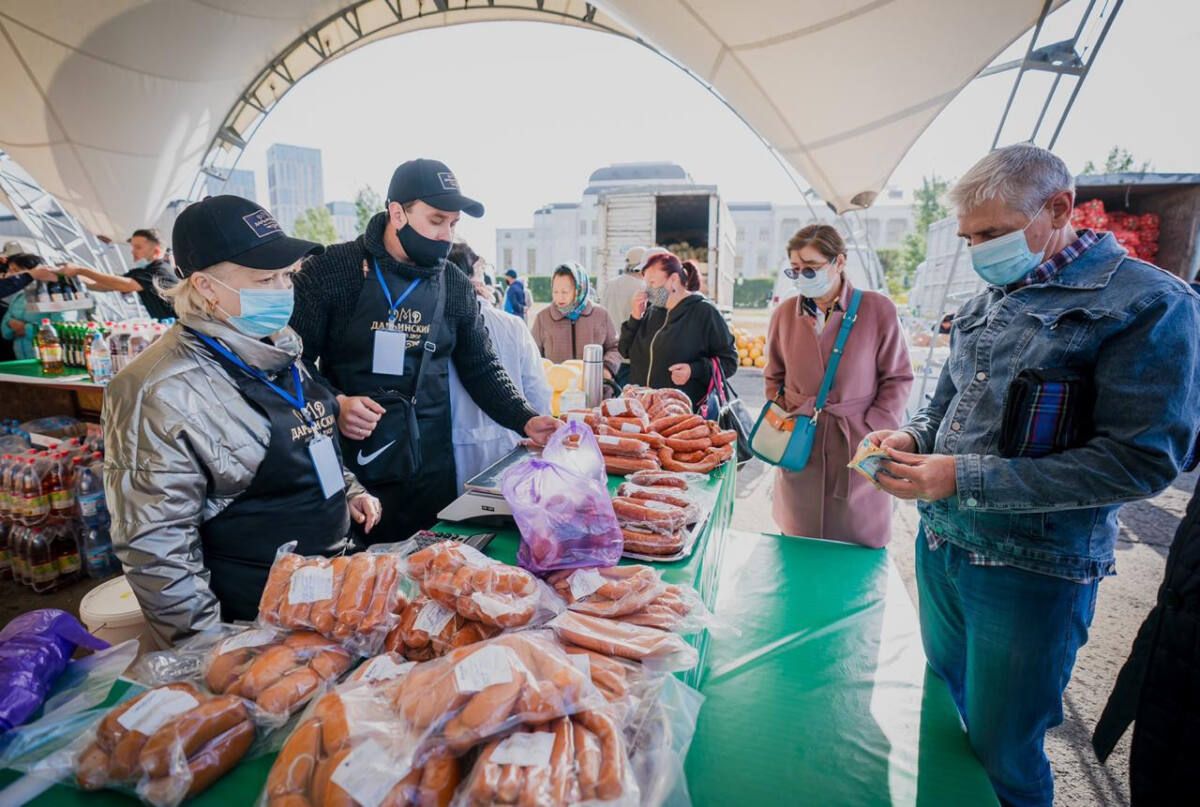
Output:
top-left (450, 299), bottom-right (553, 492)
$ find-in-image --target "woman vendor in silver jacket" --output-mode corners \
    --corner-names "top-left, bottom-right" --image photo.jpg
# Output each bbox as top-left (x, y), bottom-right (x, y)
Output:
top-left (103, 196), bottom-right (381, 647)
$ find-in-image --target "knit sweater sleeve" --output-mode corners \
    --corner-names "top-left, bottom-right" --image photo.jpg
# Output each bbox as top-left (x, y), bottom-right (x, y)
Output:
top-left (291, 242), bottom-right (364, 395)
top-left (448, 271), bottom-right (539, 434)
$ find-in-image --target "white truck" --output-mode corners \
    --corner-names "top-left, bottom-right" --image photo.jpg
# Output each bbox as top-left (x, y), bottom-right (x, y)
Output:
top-left (594, 188), bottom-right (736, 309)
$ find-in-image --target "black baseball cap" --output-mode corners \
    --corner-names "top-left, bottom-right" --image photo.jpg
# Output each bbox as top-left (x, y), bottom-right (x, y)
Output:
top-left (172, 195), bottom-right (323, 276)
top-left (387, 159), bottom-right (484, 218)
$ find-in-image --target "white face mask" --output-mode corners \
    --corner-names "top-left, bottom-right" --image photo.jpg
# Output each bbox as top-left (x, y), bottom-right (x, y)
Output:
top-left (791, 262), bottom-right (836, 298)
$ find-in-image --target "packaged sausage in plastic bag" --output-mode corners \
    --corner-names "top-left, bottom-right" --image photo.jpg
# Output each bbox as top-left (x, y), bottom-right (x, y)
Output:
top-left (613, 482), bottom-right (701, 524)
top-left (70, 683), bottom-right (260, 807)
top-left (256, 543), bottom-right (407, 656)
top-left (263, 677), bottom-right (462, 807)
top-left (547, 612), bottom-right (698, 674)
top-left (453, 710), bottom-right (640, 807)
top-left (132, 625), bottom-right (353, 724)
top-left (541, 419), bottom-right (607, 488)
top-left (385, 596), bottom-right (503, 661)
top-left (501, 453), bottom-right (624, 574)
top-left (546, 567), bottom-right (666, 619)
top-left (404, 540), bottom-right (564, 628)
top-left (388, 631), bottom-right (609, 759)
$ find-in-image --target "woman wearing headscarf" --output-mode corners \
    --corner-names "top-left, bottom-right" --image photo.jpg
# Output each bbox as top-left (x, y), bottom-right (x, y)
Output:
top-left (530, 261), bottom-right (621, 379)
top-left (103, 196), bottom-right (381, 647)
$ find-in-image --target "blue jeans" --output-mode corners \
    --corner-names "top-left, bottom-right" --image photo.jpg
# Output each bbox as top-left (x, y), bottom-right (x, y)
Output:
top-left (915, 528), bottom-right (1098, 807)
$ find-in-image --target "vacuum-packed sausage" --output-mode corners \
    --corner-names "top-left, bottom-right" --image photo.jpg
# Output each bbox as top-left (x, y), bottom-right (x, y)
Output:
top-left (627, 470), bottom-right (690, 490)
top-left (139, 695), bottom-right (249, 779)
top-left (267, 718), bottom-right (321, 797)
top-left (620, 527), bottom-right (684, 556)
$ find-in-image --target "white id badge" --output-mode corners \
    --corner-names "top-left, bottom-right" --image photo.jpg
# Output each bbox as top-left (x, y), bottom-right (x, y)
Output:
top-left (309, 434), bottom-right (345, 499)
top-left (373, 328), bottom-right (407, 376)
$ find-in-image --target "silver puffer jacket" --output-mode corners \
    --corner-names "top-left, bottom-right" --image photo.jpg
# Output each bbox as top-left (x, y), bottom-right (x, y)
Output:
top-left (102, 315), bottom-right (366, 647)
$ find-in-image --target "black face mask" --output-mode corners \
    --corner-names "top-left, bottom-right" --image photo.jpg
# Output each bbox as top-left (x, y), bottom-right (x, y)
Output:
top-left (396, 223), bottom-right (452, 268)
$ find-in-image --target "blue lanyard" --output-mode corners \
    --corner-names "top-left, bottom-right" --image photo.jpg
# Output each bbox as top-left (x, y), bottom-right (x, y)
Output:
top-left (189, 330), bottom-right (307, 417)
top-left (374, 258), bottom-right (422, 319)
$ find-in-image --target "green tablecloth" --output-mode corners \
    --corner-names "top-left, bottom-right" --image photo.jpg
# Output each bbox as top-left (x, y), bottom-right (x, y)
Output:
top-left (685, 530), bottom-right (997, 807)
top-left (0, 359), bottom-right (89, 382)
top-left (0, 467), bottom-right (996, 806)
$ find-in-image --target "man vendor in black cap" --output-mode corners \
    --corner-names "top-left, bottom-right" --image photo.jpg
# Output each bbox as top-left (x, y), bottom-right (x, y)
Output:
top-left (291, 159), bottom-right (560, 542)
top-left (104, 195), bottom-right (381, 646)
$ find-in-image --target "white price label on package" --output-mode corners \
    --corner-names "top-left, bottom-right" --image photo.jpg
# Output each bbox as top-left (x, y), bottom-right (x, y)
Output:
top-left (620, 422), bottom-right (641, 434)
top-left (606, 399), bottom-right (627, 416)
top-left (413, 601), bottom-right (456, 637)
top-left (454, 645), bottom-right (515, 693)
top-left (597, 436), bottom-right (619, 446)
top-left (331, 738), bottom-right (407, 807)
top-left (490, 732), bottom-right (555, 767)
top-left (361, 656), bottom-right (416, 683)
top-left (117, 688), bottom-right (200, 735)
top-left (568, 568), bottom-right (606, 601)
top-left (219, 629), bottom-right (276, 654)
top-left (288, 564), bottom-right (334, 604)
top-left (566, 412), bottom-right (587, 423)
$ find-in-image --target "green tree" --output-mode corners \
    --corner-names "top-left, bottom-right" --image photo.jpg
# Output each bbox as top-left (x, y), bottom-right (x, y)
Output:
top-left (884, 176), bottom-right (949, 297)
top-left (1082, 146), bottom-right (1152, 175)
top-left (355, 186), bottom-right (382, 234)
top-left (293, 206), bottom-right (338, 245)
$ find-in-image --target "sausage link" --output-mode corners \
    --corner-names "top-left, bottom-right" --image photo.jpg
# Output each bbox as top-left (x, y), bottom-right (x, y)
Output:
top-left (663, 436), bottom-right (711, 453)
top-left (139, 695), bottom-right (249, 779)
top-left (627, 470), bottom-right (689, 489)
top-left (603, 454), bottom-right (659, 475)
top-left (662, 414), bottom-right (704, 437)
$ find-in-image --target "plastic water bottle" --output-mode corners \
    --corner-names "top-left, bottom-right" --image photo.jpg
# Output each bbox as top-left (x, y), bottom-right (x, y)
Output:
top-left (88, 329), bottom-right (113, 386)
top-left (127, 325), bottom-right (151, 365)
top-left (75, 458), bottom-right (115, 577)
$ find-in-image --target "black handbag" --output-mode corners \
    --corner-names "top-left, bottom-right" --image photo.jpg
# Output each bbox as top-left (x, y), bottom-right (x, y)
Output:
top-left (702, 358), bottom-right (754, 465)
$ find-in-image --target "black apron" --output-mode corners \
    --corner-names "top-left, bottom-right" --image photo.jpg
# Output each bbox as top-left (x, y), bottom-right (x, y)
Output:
top-left (326, 257), bottom-right (455, 543)
top-left (198, 336), bottom-right (353, 621)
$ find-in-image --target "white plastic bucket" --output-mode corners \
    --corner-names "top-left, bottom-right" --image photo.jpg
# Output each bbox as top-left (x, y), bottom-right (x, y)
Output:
top-left (79, 576), bottom-right (148, 652)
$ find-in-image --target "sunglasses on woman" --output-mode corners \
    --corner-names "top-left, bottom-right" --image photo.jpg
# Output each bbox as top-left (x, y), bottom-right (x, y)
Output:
top-left (784, 260), bottom-right (831, 280)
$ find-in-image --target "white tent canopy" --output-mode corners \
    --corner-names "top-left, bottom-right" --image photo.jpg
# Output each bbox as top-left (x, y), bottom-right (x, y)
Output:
top-left (0, 0), bottom-right (1057, 239)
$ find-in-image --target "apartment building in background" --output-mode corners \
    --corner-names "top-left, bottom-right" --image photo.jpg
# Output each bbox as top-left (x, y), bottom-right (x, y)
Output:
top-left (267, 144), bottom-right (324, 233)
top-left (326, 200), bottom-right (358, 242)
top-left (205, 168), bottom-right (256, 203)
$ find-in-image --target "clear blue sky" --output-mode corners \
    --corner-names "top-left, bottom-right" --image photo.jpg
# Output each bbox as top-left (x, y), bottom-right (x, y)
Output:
top-left (236, 0), bottom-right (1199, 259)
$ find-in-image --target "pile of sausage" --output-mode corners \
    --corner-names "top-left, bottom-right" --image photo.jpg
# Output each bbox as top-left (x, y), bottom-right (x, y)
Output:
top-left (204, 630), bottom-right (352, 717)
top-left (611, 469), bottom-right (702, 557)
top-left (462, 711), bottom-right (628, 806)
top-left (385, 596), bottom-right (501, 661)
top-left (266, 689), bottom-right (460, 807)
top-left (258, 552), bottom-right (405, 653)
top-left (76, 683), bottom-right (255, 806)
top-left (563, 386), bottom-right (738, 477)
top-left (404, 541), bottom-right (548, 628)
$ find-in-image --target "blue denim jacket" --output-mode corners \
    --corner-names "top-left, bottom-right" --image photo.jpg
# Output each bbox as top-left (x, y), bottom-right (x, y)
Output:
top-left (905, 233), bottom-right (1200, 581)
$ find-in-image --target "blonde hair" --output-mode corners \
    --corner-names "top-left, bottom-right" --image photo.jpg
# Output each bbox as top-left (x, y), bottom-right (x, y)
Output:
top-left (157, 262), bottom-right (237, 320)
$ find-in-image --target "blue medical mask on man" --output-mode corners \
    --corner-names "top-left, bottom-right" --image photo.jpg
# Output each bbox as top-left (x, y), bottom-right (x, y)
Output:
top-left (968, 204), bottom-right (1053, 286)
top-left (208, 274), bottom-right (294, 338)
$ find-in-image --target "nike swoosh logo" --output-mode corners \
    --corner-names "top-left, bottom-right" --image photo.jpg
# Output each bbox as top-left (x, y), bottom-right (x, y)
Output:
top-left (357, 441), bottom-right (396, 465)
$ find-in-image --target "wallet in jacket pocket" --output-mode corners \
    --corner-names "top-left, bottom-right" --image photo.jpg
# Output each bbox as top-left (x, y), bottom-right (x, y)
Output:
top-left (999, 368), bottom-right (1094, 458)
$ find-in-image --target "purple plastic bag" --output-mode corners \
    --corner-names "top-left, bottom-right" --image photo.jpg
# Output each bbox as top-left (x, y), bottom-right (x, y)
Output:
top-left (502, 455), bottom-right (623, 574)
top-left (541, 419), bottom-right (607, 487)
top-left (0, 609), bottom-right (108, 733)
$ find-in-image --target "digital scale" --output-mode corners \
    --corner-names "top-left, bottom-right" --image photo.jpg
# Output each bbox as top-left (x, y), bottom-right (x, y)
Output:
top-left (436, 445), bottom-right (533, 524)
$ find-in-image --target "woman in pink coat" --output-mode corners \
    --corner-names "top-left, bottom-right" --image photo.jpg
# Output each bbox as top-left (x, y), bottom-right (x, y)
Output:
top-left (764, 224), bottom-right (913, 547)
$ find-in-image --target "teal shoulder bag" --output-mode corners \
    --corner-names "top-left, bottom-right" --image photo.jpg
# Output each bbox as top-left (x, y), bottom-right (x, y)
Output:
top-left (749, 289), bottom-right (862, 471)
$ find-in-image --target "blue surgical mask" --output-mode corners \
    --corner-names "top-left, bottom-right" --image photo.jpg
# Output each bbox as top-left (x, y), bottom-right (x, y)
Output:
top-left (210, 275), bottom-right (294, 338)
top-left (968, 205), bottom-right (1051, 286)
top-left (791, 262), bottom-right (836, 298)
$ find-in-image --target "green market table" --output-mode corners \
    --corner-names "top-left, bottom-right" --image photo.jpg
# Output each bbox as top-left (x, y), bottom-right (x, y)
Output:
top-left (0, 359), bottom-right (102, 422)
top-left (686, 530), bottom-right (997, 807)
top-left (0, 465), bottom-right (997, 806)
